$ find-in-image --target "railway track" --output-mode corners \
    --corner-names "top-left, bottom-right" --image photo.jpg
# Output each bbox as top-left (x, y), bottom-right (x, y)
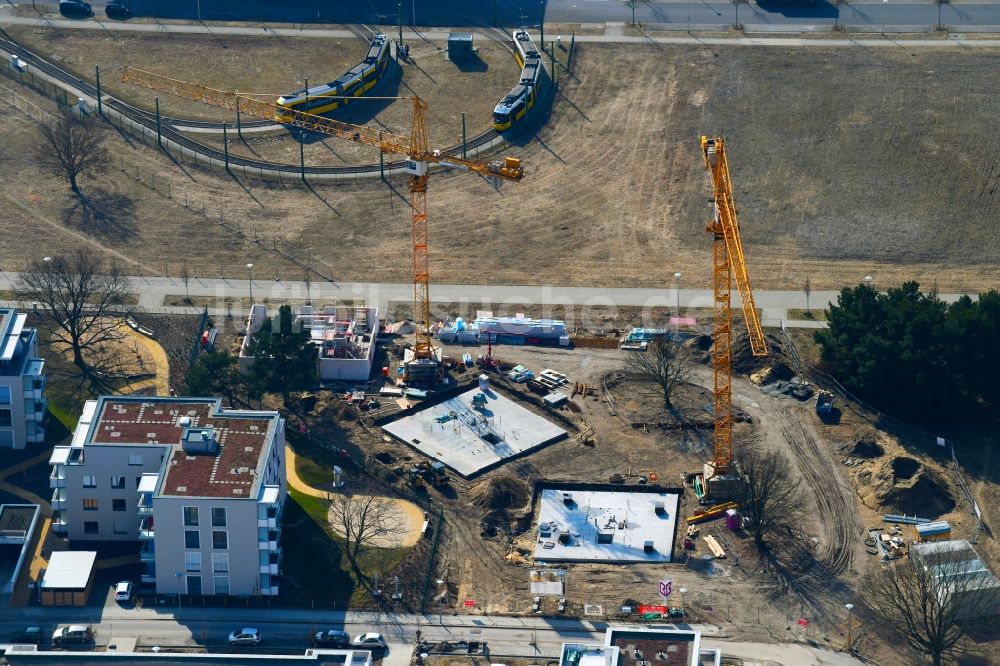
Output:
top-left (0, 34), bottom-right (503, 180)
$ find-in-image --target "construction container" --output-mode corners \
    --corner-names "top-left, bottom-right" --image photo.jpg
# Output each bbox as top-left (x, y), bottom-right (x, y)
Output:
top-left (448, 32), bottom-right (474, 61)
top-left (915, 520), bottom-right (952, 543)
top-left (725, 509), bottom-right (741, 531)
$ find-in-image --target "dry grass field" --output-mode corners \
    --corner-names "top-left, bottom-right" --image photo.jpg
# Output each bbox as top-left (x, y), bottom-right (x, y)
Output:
top-left (3, 26), bottom-right (515, 152)
top-left (3, 35), bottom-right (1000, 294)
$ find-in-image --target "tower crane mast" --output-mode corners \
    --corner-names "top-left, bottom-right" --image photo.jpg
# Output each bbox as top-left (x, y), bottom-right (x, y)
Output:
top-left (121, 67), bottom-right (524, 380)
top-left (700, 136), bottom-right (768, 482)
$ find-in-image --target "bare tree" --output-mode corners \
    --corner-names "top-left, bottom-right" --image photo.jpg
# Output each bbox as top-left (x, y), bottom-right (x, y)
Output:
top-left (731, 444), bottom-right (803, 547)
top-left (18, 251), bottom-right (132, 377)
top-left (180, 260), bottom-right (191, 304)
top-left (803, 277), bottom-right (811, 315)
top-left (328, 493), bottom-right (404, 579)
top-left (623, 337), bottom-right (693, 408)
top-left (34, 110), bottom-right (108, 195)
top-left (303, 265), bottom-right (312, 305)
top-left (865, 552), bottom-right (999, 665)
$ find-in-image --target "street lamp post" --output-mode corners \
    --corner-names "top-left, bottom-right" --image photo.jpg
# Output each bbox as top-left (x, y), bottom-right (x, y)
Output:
top-left (881, 0), bottom-right (888, 35)
top-left (679, 587), bottom-right (687, 615)
top-left (247, 263), bottom-right (255, 303)
top-left (674, 272), bottom-right (682, 317)
top-left (864, 275), bottom-right (873, 290)
top-left (845, 603), bottom-right (854, 651)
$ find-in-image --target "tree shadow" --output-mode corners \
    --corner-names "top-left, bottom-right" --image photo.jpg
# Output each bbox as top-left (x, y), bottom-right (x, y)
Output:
top-left (754, 532), bottom-right (855, 623)
top-left (63, 188), bottom-right (137, 240)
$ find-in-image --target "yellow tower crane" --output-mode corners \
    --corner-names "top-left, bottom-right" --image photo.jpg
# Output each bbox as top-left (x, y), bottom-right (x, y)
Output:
top-left (699, 136), bottom-right (768, 495)
top-left (120, 67), bottom-right (525, 382)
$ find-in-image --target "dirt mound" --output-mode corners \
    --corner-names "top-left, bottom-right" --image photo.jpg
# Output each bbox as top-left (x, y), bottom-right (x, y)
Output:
top-left (730, 330), bottom-right (790, 376)
top-left (685, 334), bottom-right (713, 351)
top-left (471, 477), bottom-right (530, 512)
top-left (857, 455), bottom-right (956, 518)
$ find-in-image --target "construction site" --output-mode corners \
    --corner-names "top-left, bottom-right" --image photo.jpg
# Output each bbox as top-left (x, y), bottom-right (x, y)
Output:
top-left (0, 4), bottom-right (999, 665)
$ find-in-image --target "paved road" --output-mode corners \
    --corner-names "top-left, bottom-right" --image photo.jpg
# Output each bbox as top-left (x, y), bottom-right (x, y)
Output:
top-left (0, 272), bottom-right (975, 328)
top-left (0, 607), bottom-right (862, 664)
top-left (11, 0), bottom-right (1000, 33)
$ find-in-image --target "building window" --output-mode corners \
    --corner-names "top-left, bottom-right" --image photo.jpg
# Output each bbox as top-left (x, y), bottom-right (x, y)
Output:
top-left (83, 498), bottom-right (98, 511)
top-left (260, 573), bottom-right (271, 590)
top-left (112, 499), bottom-right (127, 512)
top-left (211, 507), bottom-right (226, 527)
top-left (186, 575), bottom-right (202, 595)
top-left (111, 476), bottom-right (126, 489)
top-left (185, 552), bottom-right (201, 572)
top-left (212, 531), bottom-right (228, 550)
top-left (0, 409), bottom-right (11, 428)
top-left (83, 476), bottom-right (96, 488)
top-left (128, 454), bottom-right (143, 466)
top-left (214, 576), bottom-right (230, 595)
top-left (136, 476), bottom-right (143, 489)
top-left (184, 530), bottom-right (200, 549)
top-left (113, 522), bottom-right (128, 535)
top-left (183, 506), bottom-right (199, 526)
top-left (212, 552), bottom-right (229, 573)
top-left (84, 521), bottom-right (99, 535)
top-left (0, 386), bottom-right (10, 404)
top-left (0, 431), bottom-right (14, 447)
top-left (258, 527), bottom-right (268, 542)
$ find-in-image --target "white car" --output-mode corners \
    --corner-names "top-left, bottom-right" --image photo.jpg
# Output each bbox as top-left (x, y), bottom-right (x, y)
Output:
top-left (352, 632), bottom-right (388, 651)
top-left (228, 628), bottom-right (262, 646)
top-left (113, 581), bottom-right (133, 602)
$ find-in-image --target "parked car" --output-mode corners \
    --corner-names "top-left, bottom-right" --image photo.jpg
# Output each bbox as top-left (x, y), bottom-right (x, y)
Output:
top-left (104, 2), bottom-right (132, 19)
top-left (59, 0), bottom-right (93, 17)
top-left (52, 625), bottom-right (93, 646)
top-left (10, 626), bottom-right (43, 644)
top-left (113, 580), bottom-right (133, 602)
top-left (314, 629), bottom-right (351, 647)
top-left (228, 628), bottom-right (262, 646)
top-left (352, 632), bottom-right (388, 651)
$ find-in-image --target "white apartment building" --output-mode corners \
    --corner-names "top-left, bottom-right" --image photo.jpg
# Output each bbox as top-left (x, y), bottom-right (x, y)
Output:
top-left (0, 308), bottom-right (46, 449)
top-left (49, 396), bottom-right (286, 597)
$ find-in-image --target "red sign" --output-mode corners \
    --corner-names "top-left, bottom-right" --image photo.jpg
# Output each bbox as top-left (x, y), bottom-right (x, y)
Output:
top-left (464, 599), bottom-right (475, 607)
top-left (638, 605), bottom-right (668, 615)
top-left (797, 619), bottom-right (809, 627)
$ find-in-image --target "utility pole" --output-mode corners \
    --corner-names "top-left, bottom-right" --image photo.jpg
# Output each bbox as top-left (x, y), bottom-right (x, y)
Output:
top-left (461, 112), bottom-right (466, 159)
top-left (154, 97), bottom-right (162, 148)
top-left (95, 65), bottom-right (102, 117)
top-left (539, 0), bottom-right (545, 45)
top-left (223, 123), bottom-right (229, 171)
top-left (299, 131), bottom-right (306, 182)
top-left (398, 1), bottom-right (404, 46)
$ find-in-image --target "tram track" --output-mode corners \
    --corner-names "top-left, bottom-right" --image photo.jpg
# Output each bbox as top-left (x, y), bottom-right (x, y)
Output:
top-left (0, 34), bottom-right (504, 180)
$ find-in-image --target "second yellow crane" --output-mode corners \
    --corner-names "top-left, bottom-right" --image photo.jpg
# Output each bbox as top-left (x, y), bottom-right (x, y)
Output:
top-left (698, 136), bottom-right (768, 498)
top-left (121, 67), bottom-right (525, 383)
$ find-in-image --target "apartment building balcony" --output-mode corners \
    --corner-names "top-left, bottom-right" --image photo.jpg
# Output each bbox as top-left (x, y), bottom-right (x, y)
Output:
top-left (24, 397), bottom-right (47, 421)
top-left (259, 551), bottom-right (281, 575)
top-left (138, 516), bottom-right (154, 540)
top-left (257, 516), bottom-right (278, 529)
top-left (49, 466), bottom-right (66, 489)
top-left (258, 529), bottom-right (279, 551)
top-left (140, 562), bottom-right (156, 585)
top-left (137, 493), bottom-right (153, 516)
top-left (50, 488), bottom-right (67, 511)
top-left (50, 512), bottom-right (67, 534)
top-left (139, 543), bottom-right (155, 562)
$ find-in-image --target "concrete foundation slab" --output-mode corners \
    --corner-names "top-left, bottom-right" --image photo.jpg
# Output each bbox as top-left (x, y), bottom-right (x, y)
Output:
top-left (534, 488), bottom-right (680, 563)
top-left (381, 387), bottom-right (566, 477)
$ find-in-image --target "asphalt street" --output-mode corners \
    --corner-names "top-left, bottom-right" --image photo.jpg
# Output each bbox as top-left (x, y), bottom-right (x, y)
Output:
top-left (15, 0), bottom-right (1000, 31)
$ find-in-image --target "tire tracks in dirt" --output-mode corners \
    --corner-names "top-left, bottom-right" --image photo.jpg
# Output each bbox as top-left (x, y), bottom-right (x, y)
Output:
top-left (772, 404), bottom-right (859, 578)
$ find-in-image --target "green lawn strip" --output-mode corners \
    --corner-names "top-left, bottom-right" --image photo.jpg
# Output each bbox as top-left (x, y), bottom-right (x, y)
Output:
top-left (281, 489), bottom-right (408, 608)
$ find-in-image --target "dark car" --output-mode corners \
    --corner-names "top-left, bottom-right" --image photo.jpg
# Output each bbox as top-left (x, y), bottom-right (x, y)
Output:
top-left (314, 629), bottom-right (350, 647)
top-left (52, 625), bottom-right (93, 646)
top-left (10, 627), bottom-right (43, 644)
top-left (105, 2), bottom-right (132, 19)
top-left (59, 0), bottom-right (93, 17)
